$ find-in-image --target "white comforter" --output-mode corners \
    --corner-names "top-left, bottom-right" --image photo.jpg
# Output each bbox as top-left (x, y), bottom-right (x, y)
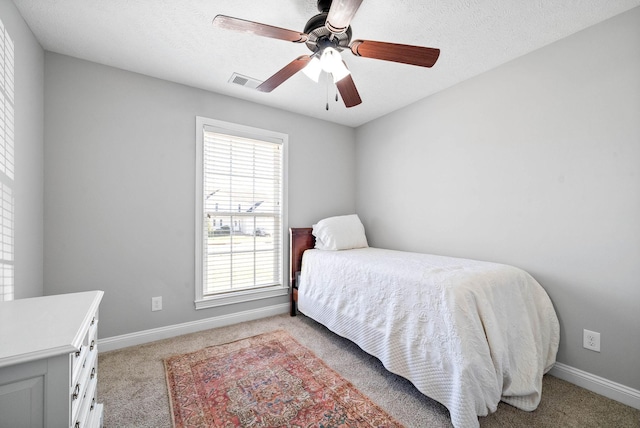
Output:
top-left (298, 248), bottom-right (560, 428)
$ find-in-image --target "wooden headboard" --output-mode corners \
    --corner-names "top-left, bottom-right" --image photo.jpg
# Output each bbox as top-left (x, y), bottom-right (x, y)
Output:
top-left (289, 227), bottom-right (315, 316)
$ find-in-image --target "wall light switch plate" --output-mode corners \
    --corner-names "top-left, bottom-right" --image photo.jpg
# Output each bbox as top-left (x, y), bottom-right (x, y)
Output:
top-left (151, 296), bottom-right (162, 312)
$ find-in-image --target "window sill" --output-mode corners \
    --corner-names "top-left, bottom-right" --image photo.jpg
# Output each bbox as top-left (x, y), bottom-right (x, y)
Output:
top-left (195, 286), bottom-right (289, 310)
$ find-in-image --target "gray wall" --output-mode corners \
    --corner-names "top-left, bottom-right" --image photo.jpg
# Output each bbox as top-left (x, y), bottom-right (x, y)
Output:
top-left (355, 8), bottom-right (640, 390)
top-left (43, 53), bottom-right (355, 338)
top-left (0, 0), bottom-right (44, 299)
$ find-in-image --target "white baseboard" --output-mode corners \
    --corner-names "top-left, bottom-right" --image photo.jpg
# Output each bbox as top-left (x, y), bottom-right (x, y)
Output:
top-left (549, 362), bottom-right (640, 410)
top-left (98, 303), bottom-right (289, 352)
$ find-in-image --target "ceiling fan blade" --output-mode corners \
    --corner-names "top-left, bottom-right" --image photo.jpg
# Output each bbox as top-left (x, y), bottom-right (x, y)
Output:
top-left (326, 0), bottom-right (363, 34)
top-left (336, 72), bottom-right (362, 108)
top-left (350, 40), bottom-right (440, 68)
top-left (213, 15), bottom-right (307, 43)
top-left (256, 56), bottom-right (311, 93)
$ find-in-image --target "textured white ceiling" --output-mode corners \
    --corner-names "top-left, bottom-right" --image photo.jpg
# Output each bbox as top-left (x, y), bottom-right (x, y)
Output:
top-left (13, 0), bottom-right (640, 127)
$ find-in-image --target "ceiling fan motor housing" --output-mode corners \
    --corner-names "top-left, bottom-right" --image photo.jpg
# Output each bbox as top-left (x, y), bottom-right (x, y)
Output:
top-left (304, 12), bottom-right (352, 53)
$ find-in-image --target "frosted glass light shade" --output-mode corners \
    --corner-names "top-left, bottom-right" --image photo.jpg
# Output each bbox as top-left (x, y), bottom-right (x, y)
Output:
top-left (302, 57), bottom-right (322, 82)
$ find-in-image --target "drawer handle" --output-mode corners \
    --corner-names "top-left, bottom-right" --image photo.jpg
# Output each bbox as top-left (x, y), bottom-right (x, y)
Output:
top-left (90, 397), bottom-right (95, 411)
top-left (90, 367), bottom-right (96, 379)
top-left (91, 317), bottom-right (95, 326)
top-left (75, 422), bottom-right (80, 428)
top-left (90, 339), bottom-right (95, 351)
top-left (72, 384), bottom-right (80, 400)
top-left (75, 346), bottom-right (82, 358)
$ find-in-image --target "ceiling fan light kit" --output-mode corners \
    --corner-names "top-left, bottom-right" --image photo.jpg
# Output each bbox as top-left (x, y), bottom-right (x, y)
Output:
top-left (213, 0), bottom-right (440, 108)
top-left (301, 47), bottom-right (350, 84)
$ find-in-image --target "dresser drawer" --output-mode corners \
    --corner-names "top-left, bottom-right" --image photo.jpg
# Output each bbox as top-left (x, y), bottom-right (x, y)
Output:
top-left (70, 314), bottom-right (99, 428)
top-left (71, 315), bottom-right (98, 387)
top-left (72, 362), bottom-right (99, 428)
top-left (71, 344), bottom-right (97, 426)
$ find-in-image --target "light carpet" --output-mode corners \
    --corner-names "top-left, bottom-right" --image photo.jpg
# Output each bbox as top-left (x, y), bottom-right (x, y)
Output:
top-left (98, 313), bottom-right (640, 427)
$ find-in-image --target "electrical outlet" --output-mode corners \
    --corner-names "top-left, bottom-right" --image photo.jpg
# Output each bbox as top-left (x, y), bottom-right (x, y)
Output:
top-left (151, 296), bottom-right (162, 312)
top-left (583, 329), bottom-right (600, 352)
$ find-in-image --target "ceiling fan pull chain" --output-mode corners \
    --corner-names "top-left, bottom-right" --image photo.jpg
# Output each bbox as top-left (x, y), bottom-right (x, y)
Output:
top-left (326, 74), bottom-right (330, 110)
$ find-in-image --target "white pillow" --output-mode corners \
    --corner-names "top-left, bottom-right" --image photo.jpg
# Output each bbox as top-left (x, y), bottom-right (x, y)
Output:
top-left (312, 214), bottom-right (369, 251)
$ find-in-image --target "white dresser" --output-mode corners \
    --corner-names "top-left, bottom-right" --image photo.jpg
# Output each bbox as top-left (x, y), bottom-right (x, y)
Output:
top-left (0, 291), bottom-right (104, 428)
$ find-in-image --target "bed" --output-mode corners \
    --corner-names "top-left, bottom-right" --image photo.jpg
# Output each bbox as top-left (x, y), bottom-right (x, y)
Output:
top-left (289, 215), bottom-right (560, 428)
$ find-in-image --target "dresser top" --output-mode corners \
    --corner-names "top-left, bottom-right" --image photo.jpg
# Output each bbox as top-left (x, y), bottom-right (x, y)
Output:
top-left (0, 291), bottom-right (104, 368)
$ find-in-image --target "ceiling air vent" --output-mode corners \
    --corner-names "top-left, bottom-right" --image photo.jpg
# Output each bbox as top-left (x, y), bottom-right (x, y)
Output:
top-left (228, 73), bottom-right (263, 90)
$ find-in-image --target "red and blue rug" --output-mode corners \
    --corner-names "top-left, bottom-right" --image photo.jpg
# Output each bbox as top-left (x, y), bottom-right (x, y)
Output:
top-left (164, 329), bottom-right (402, 427)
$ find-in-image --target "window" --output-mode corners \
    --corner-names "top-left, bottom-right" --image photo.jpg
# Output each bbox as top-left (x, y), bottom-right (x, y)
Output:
top-left (0, 19), bottom-right (14, 302)
top-left (195, 117), bottom-right (287, 309)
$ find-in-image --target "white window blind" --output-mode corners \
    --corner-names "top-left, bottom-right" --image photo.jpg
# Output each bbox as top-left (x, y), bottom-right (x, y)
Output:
top-left (0, 19), bottom-right (14, 302)
top-left (195, 117), bottom-right (287, 308)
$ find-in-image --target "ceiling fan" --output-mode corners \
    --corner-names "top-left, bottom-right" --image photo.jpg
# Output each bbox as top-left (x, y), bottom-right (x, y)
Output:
top-left (213, 0), bottom-right (440, 108)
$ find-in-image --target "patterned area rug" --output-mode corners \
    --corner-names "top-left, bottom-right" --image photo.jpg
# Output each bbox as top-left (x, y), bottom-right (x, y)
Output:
top-left (164, 329), bottom-right (403, 427)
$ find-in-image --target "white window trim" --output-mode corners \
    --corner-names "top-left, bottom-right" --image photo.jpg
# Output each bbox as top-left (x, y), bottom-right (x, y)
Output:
top-left (194, 116), bottom-right (288, 310)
